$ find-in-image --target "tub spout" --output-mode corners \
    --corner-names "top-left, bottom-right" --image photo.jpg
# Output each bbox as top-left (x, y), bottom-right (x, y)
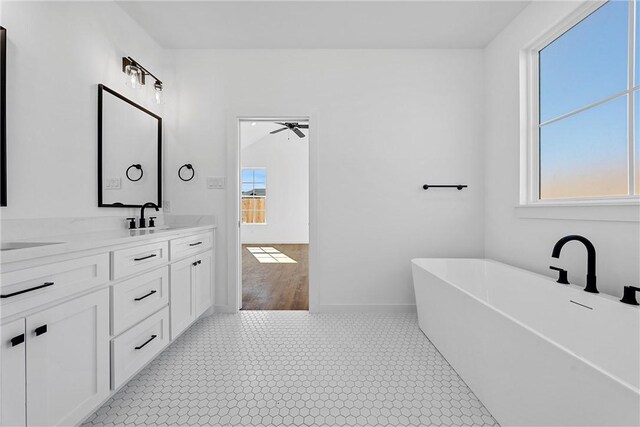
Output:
top-left (551, 235), bottom-right (597, 294)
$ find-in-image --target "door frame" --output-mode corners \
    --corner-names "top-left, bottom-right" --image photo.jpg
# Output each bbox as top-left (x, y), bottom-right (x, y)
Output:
top-left (226, 114), bottom-right (319, 312)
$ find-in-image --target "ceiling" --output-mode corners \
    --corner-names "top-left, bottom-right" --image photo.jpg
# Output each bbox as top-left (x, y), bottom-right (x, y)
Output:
top-left (117, 1), bottom-right (530, 49)
top-left (240, 121), bottom-right (309, 150)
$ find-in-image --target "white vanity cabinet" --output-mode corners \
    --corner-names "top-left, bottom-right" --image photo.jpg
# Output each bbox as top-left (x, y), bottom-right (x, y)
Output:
top-left (0, 289), bottom-right (110, 427)
top-left (169, 257), bottom-right (195, 339)
top-left (0, 225), bottom-right (215, 426)
top-left (0, 318), bottom-right (26, 426)
top-left (169, 233), bottom-right (214, 339)
top-left (194, 250), bottom-right (213, 318)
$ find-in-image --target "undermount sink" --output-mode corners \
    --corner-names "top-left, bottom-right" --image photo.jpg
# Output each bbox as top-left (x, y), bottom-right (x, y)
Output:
top-left (1, 241), bottom-right (63, 251)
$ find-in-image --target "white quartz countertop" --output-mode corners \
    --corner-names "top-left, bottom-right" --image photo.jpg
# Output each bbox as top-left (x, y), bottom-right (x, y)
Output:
top-left (0, 224), bottom-right (216, 265)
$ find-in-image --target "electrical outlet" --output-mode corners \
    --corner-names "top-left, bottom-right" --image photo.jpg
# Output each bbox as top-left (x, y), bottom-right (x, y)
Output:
top-left (207, 176), bottom-right (226, 189)
top-left (163, 200), bottom-right (171, 212)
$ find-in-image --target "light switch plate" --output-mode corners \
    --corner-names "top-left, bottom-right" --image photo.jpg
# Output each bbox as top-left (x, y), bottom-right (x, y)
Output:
top-left (207, 176), bottom-right (226, 189)
top-left (104, 178), bottom-right (121, 190)
top-left (163, 200), bottom-right (171, 212)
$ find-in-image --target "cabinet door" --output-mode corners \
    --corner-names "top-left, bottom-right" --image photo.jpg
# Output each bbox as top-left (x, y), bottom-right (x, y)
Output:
top-left (26, 289), bottom-right (109, 427)
top-left (194, 251), bottom-right (213, 318)
top-left (170, 257), bottom-right (195, 340)
top-left (1, 318), bottom-right (26, 426)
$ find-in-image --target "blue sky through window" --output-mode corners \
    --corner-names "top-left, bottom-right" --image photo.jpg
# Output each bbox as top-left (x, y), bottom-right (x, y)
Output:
top-left (539, 0), bottom-right (628, 122)
top-left (540, 96), bottom-right (628, 199)
top-left (538, 0), bottom-right (636, 199)
top-left (242, 168), bottom-right (266, 196)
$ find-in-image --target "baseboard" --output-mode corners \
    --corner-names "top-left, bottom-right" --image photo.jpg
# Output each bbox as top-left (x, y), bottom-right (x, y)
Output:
top-left (214, 304), bottom-right (416, 313)
top-left (214, 304), bottom-right (238, 313)
top-left (241, 241), bottom-right (310, 245)
top-left (317, 304), bottom-right (417, 313)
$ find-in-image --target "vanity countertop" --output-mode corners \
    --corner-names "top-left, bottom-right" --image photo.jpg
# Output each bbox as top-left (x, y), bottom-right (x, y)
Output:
top-left (0, 224), bottom-right (216, 265)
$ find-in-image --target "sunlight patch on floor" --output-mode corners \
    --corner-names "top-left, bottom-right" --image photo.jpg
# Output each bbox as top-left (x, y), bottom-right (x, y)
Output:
top-left (247, 246), bottom-right (297, 263)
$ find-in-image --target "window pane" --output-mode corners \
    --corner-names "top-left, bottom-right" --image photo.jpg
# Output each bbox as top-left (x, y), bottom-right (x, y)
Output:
top-left (633, 92), bottom-right (640, 194)
top-left (241, 183), bottom-right (254, 195)
top-left (254, 211), bottom-right (266, 223)
top-left (253, 169), bottom-right (266, 184)
top-left (242, 210), bottom-right (253, 224)
top-left (241, 169), bottom-right (253, 183)
top-left (540, 95), bottom-right (628, 199)
top-left (539, 1), bottom-right (629, 122)
top-left (636, 0), bottom-right (639, 87)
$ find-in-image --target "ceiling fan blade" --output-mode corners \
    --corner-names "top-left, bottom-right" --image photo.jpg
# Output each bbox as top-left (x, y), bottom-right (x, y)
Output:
top-left (270, 127), bottom-right (288, 134)
top-left (292, 127), bottom-right (306, 138)
top-left (296, 124), bottom-right (309, 129)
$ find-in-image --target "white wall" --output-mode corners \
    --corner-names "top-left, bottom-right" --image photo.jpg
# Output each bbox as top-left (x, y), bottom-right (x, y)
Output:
top-left (484, 1), bottom-right (640, 298)
top-left (166, 49), bottom-right (486, 311)
top-left (0, 1), bottom-right (165, 221)
top-left (241, 125), bottom-right (309, 244)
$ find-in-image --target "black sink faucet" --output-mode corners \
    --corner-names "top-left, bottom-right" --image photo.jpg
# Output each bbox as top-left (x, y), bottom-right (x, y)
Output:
top-left (139, 202), bottom-right (159, 228)
top-left (551, 235), bottom-right (598, 294)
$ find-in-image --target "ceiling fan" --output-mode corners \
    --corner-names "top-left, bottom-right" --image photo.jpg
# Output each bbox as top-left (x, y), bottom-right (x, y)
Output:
top-left (270, 122), bottom-right (308, 138)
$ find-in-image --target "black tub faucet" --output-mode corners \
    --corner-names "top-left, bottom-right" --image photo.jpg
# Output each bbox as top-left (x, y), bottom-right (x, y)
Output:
top-left (549, 266), bottom-right (569, 285)
top-left (139, 202), bottom-right (159, 228)
top-left (551, 235), bottom-right (598, 294)
top-left (620, 286), bottom-right (640, 305)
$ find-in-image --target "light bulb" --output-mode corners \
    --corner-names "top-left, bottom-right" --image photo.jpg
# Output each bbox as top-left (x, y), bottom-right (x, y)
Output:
top-left (154, 81), bottom-right (163, 105)
top-left (124, 64), bottom-right (143, 89)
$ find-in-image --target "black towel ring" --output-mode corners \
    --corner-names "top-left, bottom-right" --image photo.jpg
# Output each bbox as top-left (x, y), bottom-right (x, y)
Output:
top-left (178, 164), bottom-right (195, 182)
top-left (126, 164), bottom-right (143, 182)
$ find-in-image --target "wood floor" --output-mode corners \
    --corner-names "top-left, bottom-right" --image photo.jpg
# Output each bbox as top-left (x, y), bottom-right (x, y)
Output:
top-left (242, 244), bottom-right (308, 310)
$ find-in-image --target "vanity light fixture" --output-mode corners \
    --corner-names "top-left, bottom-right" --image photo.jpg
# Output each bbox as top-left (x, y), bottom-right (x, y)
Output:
top-left (122, 56), bottom-right (163, 104)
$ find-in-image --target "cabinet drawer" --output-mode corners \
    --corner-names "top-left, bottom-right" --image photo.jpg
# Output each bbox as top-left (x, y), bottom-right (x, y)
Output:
top-left (170, 231), bottom-right (213, 261)
top-left (111, 241), bottom-right (168, 280)
top-left (0, 254), bottom-right (109, 318)
top-left (111, 306), bottom-right (169, 390)
top-left (111, 267), bottom-right (169, 336)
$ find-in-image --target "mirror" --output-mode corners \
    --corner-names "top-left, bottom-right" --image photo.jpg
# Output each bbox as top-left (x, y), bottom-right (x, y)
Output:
top-left (1, 27), bottom-right (7, 207)
top-left (98, 84), bottom-right (161, 207)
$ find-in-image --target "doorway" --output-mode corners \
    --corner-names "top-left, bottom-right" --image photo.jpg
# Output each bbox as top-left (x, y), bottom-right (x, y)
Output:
top-left (238, 119), bottom-right (309, 310)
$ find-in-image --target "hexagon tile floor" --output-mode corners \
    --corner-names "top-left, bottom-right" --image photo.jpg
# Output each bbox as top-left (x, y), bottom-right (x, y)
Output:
top-left (83, 311), bottom-right (499, 427)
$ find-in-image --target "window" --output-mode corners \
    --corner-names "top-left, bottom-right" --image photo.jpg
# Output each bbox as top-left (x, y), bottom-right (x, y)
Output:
top-left (241, 168), bottom-right (266, 224)
top-left (533, 0), bottom-right (639, 202)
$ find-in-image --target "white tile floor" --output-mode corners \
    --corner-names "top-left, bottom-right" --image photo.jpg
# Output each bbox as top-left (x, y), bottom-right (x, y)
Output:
top-left (83, 312), bottom-right (499, 427)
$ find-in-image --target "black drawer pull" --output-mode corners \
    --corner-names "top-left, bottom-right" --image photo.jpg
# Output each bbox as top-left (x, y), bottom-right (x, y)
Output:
top-left (134, 290), bottom-right (157, 301)
top-left (10, 334), bottom-right (25, 347)
top-left (192, 260), bottom-right (202, 266)
top-left (134, 254), bottom-right (157, 262)
top-left (34, 325), bottom-right (47, 336)
top-left (189, 242), bottom-right (202, 247)
top-left (1, 281), bottom-right (55, 299)
top-left (135, 334), bottom-right (157, 350)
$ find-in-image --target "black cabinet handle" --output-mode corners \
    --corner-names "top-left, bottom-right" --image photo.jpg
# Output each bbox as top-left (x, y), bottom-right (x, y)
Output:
top-left (134, 254), bottom-right (157, 262)
top-left (189, 242), bottom-right (202, 247)
top-left (135, 334), bottom-right (157, 350)
top-left (192, 260), bottom-right (202, 266)
top-left (10, 334), bottom-right (25, 347)
top-left (34, 325), bottom-right (47, 336)
top-left (134, 290), bottom-right (157, 301)
top-left (1, 282), bottom-right (54, 299)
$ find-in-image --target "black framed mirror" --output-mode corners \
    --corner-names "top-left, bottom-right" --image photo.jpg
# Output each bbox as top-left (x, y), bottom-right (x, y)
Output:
top-left (1, 27), bottom-right (7, 207)
top-left (98, 84), bottom-right (161, 208)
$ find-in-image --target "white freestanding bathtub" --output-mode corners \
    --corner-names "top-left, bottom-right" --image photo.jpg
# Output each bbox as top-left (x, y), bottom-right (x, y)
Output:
top-left (411, 258), bottom-right (640, 427)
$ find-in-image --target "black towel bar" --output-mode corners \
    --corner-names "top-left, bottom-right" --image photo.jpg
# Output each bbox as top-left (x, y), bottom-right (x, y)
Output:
top-left (423, 184), bottom-right (468, 190)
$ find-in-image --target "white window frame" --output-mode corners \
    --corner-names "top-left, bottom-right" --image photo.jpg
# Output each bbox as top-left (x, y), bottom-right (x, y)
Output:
top-left (241, 167), bottom-right (267, 225)
top-left (520, 0), bottom-right (640, 219)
